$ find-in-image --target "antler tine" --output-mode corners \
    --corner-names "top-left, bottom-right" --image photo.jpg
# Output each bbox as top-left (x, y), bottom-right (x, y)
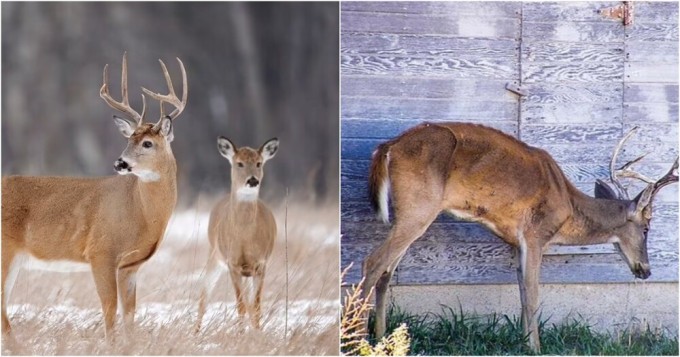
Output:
top-left (100, 52), bottom-right (145, 125)
top-left (609, 126), bottom-right (639, 199)
top-left (141, 57), bottom-right (188, 121)
top-left (634, 157), bottom-right (679, 217)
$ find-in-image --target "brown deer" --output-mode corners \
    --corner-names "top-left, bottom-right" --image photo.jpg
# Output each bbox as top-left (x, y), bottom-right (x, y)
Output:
top-left (1, 53), bottom-right (188, 337)
top-left (364, 122), bottom-right (678, 352)
top-left (196, 137), bottom-right (279, 331)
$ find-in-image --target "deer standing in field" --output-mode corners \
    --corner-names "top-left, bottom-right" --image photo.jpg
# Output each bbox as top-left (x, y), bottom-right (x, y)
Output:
top-left (196, 137), bottom-right (279, 331)
top-left (1, 53), bottom-right (187, 337)
top-left (364, 122), bottom-right (678, 352)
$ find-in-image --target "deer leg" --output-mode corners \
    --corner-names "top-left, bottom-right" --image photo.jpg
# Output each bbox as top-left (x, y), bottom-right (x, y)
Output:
top-left (228, 268), bottom-right (247, 322)
top-left (117, 266), bottom-right (139, 332)
top-left (2, 247), bottom-right (20, 335)
top-left (373, 251), bottom-right (406, 339)
top-left (91, 258), bottom-right (119, 339)
top-left (363, 213), bottom-right (437, 338)
top-left (196, 252), bottom-right (221, 333)
top-left (518, 241), bottom-right (543, 352)
top-left (251, 269), bottom-right (265, 329)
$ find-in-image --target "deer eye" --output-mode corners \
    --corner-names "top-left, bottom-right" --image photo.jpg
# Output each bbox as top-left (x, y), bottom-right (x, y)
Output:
top-left (142, 141), bottom-right (153, 148)
top-left (257, 162), bottom-right (262, 168)
top-left (237, 162), bottom-right (244, 168)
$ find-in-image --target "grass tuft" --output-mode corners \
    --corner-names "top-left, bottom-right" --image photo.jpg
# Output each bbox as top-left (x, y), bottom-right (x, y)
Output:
top-left (374, 305), bottom-right (678, 356)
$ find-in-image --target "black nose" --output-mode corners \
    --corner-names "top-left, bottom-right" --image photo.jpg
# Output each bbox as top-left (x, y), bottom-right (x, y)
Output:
top-left (114, 158), bottom-right (129, 171)
top-left (246, 177), bottom-right (259, 187)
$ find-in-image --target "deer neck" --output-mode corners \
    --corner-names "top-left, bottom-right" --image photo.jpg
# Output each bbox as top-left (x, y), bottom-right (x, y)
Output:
top-left (229, 184), bottom-right (259, 222)
top-left (559, 190), bottom-right (630, 244)
top-left (134, 159), bottom-right (178, 225)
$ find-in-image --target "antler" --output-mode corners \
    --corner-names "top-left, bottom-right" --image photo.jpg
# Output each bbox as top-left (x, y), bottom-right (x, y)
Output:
top-left (609, 126), bottom-right (679, 212)
top-left (634, 157), bottom-right (679, 217)
top-left (141, 58), bottom-right (188, 120)
top-left (100, 52), bottom-right (147, 125)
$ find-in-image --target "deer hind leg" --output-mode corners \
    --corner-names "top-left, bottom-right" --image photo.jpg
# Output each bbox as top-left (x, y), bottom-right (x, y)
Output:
top-left (117, 266), bottom-right (139, 332)
top-left (2, 245), bottom-right (25, 335)
top-left (196, 252), bottom-right (221, 333)
top-left (517, 237), bottom-right (543, 352)
top-left (363, 209), bottom-right (439, 338)
top-left (91, 258), bottom-right (119, 339)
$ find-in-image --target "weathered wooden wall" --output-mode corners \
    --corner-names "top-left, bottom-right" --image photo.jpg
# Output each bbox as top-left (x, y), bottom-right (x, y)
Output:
top-left (341, 2), bottom-right (678, 285)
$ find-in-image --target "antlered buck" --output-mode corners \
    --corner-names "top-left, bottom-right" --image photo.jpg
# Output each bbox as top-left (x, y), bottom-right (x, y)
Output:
top-left (364, 122), bottom-right (678, 352)
top-left (196, 137), bottom-right (279, 331)
top-left (2, 53), bottom-right (187, 337)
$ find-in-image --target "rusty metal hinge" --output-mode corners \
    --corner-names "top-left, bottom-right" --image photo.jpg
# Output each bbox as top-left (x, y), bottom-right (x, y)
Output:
top-left (505, 82), bottom-right (526, 96)
top-left (599, 1), bottom-right (634, 26)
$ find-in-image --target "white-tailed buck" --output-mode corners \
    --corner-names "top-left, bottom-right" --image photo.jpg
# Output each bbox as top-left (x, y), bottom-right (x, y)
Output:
top-left (1, 53), bottom-right (187, 337)
top-left (364, 122), bottom-right (678, 352)
top-left (196, 137), bottom-right (279, 331)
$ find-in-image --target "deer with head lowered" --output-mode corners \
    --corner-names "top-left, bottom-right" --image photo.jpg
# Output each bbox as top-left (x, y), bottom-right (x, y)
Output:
top-left (1, 53), bottom-right (187, 337)
top-left (364, 122), bottom-right (678, 352)
top-left (196, 136), bottom-right (279, 331)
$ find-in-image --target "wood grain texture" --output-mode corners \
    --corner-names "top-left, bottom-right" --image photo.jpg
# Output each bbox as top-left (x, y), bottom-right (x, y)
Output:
top-left (626, 41), bottom-right (678, 63)
top-left (522, 42), bottom-right (623, 63)
top-left (342, 33), bottom-right (518, 61)
top-left (625, 62), bottom-right (679, 83)
top-left (624, 84), bottom-right (678, 103)
top-left (341, 54), bottom-right (518, 79)
top-left (632, 2), bottom-right (679, 23)
top-left (521, 103), bottom-right (621, 124)
top-left (520, 124), bottom-right (621, 145)
top-left (623, 103), bottom-right (679, 123)
top-left (342, 77), bottom-right (516, 101)
top-left (341, 12), bottom-right (520, 38)
top-left (522, 22), bottom-right (623, 43)
top-left (626, 23), bottom-right (679, 42)
top-left (342, 97), bottom-right (518, 122)
top-left (342, 120), bottom-right (517, 141)
top-left (522, 62), bottom-right (624, 83)
top-left (522, 1), bottom-right (620, 22)
top-left (341, 2), bottom-right (520, 18)
top-left (522, 83), bottom-right (622, 104)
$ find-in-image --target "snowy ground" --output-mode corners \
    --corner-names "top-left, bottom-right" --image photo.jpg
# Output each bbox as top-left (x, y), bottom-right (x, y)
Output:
top-left (3, 202), bottom-right (340, 355)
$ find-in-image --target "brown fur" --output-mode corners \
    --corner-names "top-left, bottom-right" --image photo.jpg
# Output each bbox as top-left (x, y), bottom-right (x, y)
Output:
top-left (2, 128), bottom-right (177, 337)
top-left (196, 140), bottom-right (278, 331)
top-left (363, 122), bottom-right (676, 352)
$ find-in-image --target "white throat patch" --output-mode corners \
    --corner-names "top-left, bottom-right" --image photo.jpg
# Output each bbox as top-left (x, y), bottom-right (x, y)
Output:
top-left (236, 186), bottom-right (259, 202)
top-left (135, 169), bottom-right (161, 182)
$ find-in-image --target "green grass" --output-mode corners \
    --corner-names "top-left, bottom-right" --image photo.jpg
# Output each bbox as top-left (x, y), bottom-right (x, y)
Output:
top-left (368, 305), bottom-right (678, 355)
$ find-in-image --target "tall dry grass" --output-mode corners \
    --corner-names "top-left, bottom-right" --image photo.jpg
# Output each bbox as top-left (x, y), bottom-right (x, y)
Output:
top-left (2, 198), bottom-right (339, 355)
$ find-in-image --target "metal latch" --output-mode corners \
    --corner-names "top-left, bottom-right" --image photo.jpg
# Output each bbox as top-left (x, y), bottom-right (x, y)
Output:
top-left (599, 1), bottom-right (634, 26)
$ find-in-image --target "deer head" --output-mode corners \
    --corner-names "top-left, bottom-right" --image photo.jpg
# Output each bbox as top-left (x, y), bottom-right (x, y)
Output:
top-left (99, 52), bottom-right (187, 182)
top-left (216, 137), bottom-right (279, 201)
top-left (595, 127), bottom-right (678, 279)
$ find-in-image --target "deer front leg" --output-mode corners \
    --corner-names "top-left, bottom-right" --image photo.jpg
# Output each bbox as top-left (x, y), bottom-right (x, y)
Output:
top-left (228, 268), bottom-right (247, 322)
top-left (117, 266), bottom-right (139, 331)
top-left (91, 258), bottom-right (119, 339)
top-left (252, 269), bottom-right (265, 329)
top-left (517, 241), bottom-right (543, 352)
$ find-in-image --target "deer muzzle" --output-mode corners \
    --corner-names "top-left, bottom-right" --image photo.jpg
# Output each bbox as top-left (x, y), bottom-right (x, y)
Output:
top-left (114, 158), bottom-right (133, 173)
top-left (633, 263), bottom-right (651, 280)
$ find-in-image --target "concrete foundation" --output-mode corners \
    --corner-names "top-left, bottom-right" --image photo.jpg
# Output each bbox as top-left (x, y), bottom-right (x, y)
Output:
top-left (386, 282), bottom-right (678, 335)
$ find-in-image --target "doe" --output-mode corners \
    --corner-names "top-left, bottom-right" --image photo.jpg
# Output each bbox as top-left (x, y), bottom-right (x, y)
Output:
top-left (196, 136), bottom-right (279, 331)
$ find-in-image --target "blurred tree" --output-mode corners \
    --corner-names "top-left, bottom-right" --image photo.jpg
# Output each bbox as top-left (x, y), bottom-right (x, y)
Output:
top-left (1, 2), bottom-right (339, 205)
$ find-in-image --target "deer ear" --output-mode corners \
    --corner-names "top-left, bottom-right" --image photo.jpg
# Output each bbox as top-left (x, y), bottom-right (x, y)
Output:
top-left (260, 138), bottom-right (279, 163)
top-left (594, 179), bottom-right (618, 199)
top-left (154, 116), bottom-right (174, 142)
top-left (113, 116), bottom-right (136, 138)
top-left (217, 136), bottom-right (236, 163)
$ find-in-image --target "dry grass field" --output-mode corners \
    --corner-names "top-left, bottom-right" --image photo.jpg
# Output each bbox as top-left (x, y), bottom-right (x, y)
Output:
top-left (2, 199), bottom-right (339, 355)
